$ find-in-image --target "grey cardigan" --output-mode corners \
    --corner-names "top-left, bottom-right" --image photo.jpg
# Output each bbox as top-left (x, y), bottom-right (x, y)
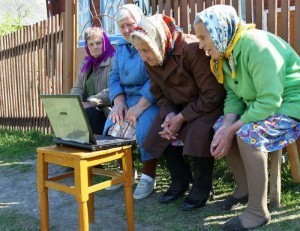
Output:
top-left (71, 57), bottom-right (114, 107)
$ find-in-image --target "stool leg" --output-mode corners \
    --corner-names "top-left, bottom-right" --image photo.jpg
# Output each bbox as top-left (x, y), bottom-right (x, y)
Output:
top-left (122, 148), bottom-right (134, 231)
top-left (88, 167), bottom-right (94, 223)
top-left (75, 161), bottom-right (89, 231)
top-left (269, 149), bottom-right (282, 209)
top-left (37, 152), bottom-right (50, 231)
top-left (286, 142), bottom-right (300, 183)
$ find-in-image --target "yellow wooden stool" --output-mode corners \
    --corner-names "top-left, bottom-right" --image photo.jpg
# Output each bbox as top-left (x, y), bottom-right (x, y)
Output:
top-left (36, 145), bottom-right (134, 231)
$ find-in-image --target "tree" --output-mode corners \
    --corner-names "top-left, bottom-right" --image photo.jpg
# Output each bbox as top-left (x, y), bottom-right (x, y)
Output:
top-left (0, 4), bottom-right (31, 36)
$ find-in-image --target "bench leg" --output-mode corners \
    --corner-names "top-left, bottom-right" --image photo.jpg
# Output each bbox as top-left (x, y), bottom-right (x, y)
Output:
top-left (286, 142), bottom-right (300, 183)
top-left (269, 149), bottom-right (282, 209)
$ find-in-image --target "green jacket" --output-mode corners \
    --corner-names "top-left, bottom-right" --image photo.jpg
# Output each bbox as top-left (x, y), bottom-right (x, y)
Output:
top-left (223, 28), bottom-right (300, 123)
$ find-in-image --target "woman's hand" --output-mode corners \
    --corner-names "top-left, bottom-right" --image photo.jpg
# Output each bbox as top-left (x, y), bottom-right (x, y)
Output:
top-left (159, 112), bottom-right (185, 140)
top-left (110, 95), bottom-right (127, 123)
top-left (210, 117), bottom-right (244, 159)
top-left (126, 105), bottom-right (144, 122)
top-left (125, 97), bottom-right (151, 123)
top-left (110, 102), bottom-right (127, 123)
top-left (210, 126), bottom-right (235, 159)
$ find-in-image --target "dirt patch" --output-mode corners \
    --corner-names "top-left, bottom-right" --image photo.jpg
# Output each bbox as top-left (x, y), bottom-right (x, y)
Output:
top-left (0, 161), bottom-right (163, 231)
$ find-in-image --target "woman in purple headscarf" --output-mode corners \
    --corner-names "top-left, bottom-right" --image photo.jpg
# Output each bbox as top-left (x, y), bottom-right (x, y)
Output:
top-left (71, 27), bottom-right (115, 134)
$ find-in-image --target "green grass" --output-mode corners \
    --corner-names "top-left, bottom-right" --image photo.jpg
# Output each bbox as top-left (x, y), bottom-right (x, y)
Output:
top-left (0, 210), bottom-right (40, 231)
top-left (0, 129), bottom-right (299, 230)
top-left (0, 129), bottom-right (54, 162)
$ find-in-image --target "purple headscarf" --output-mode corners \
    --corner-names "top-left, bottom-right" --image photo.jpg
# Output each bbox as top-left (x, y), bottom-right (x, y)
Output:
top-left (81, 31), bottom-right (115, 73)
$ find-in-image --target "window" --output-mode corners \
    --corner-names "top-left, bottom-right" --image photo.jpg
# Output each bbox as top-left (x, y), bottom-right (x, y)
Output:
top-left (101, 0), bottom-right (125, 35)
top-left (78, 0), bottom-right (92, 41)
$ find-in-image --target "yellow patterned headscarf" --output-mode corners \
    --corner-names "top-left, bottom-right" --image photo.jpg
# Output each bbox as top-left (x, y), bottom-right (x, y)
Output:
top-left (196, 5), bottom-right (255, 84)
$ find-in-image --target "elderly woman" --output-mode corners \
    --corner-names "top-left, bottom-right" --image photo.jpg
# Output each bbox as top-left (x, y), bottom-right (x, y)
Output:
top-left (130, 14), bottom-right (225, 210)
top-left (103, 4), bottom-right (159, 199)
top-left (71, 27), bottom-right (115, 134)
top-left (194, 5), bottom-right (300, 230)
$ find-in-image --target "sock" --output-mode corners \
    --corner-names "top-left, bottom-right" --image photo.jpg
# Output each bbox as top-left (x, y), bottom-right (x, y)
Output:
top-left (141, 159), bottom-right (157, 179)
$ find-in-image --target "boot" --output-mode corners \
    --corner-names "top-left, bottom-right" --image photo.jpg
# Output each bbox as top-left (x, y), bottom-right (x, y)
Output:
top-left (182, 156), bottom-right (214, 211)
top-left (159, 145), bottom-right (193, 204)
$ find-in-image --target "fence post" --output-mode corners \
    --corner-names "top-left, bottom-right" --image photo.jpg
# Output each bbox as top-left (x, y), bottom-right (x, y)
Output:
top-left (62, 0), bottom-right (75, 94)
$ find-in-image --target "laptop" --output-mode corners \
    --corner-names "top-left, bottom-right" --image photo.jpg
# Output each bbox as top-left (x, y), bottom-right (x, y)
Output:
top-left (40, 94), bottom-right (135, 151)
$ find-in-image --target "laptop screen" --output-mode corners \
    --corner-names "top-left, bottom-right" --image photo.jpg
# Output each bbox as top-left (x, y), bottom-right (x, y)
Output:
top-left (40, 95), bottom-right (92, 144)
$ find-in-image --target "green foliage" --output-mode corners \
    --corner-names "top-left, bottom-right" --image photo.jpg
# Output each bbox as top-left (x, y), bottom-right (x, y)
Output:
top-left (0, 3), bottom-right (31, 36)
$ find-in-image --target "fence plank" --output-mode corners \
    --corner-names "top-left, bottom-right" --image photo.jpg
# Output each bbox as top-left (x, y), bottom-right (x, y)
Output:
top-left (190, 0), bottom-right (196, 33)
top-left (267, 0), bottom-right (277, 34)
top-left (165, 0), bottom-right (172, 16)
top-left (196, 0), bottom-right (205, 12)
top-left (158, 0), bottom-right (164, 13)
top-left (151, 0), bottom-right (157, 14)
top-left (180, 0), bottom-right (189, 33)
top-left (174, 0), bottom-right (179, 26)
top-left (280, 0), bottom-right (290, 43)
top-left (245, 0), bottom-right (253, 23)
top-left (255, 0), bottom-right (264, 30)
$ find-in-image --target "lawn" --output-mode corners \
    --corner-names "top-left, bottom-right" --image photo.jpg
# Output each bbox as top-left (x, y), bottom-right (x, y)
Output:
top-left (0, 129), bottom-right (299, 230)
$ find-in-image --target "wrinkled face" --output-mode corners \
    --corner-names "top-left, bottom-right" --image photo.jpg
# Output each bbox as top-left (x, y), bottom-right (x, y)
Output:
top-left (118, 14), bottom-right (137, 42)
top-left (193, 22), bottom-right (220, 60)
top-left (87, 35), bottom-right (103, 58)
top-left (132, 37), bottom-right (158, 66)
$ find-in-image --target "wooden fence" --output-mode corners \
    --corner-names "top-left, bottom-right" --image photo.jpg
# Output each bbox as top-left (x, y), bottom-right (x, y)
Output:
top-left (0, 1), bottom-right (299, 133)
top-left (0, 14), bottom-right (64, 133)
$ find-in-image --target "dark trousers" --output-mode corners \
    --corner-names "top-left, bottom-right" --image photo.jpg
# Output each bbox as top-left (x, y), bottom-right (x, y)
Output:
top-left (85, 107), bottom-right (106, 135)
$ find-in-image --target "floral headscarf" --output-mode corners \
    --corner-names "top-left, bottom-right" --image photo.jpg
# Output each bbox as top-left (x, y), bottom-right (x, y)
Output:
top-left (195, 5), bottom-right (255, 83)
top-left (130, 14), bottom-right (181, 66)
top-left (81, 29), bottom-right (115, 73)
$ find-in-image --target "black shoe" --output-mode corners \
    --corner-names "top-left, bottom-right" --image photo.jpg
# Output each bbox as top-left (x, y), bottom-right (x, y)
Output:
top-left (159, 186), bottom-right (189, 204)
top-left (222, 216), bottom-right (270, 231)
top-left (182, 196), bottom-right (208, 211)
top-left (222, 195), bottom-right (248, 210)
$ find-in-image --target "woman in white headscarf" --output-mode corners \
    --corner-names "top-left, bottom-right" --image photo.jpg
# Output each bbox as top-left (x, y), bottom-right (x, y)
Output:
top-left (103, 4), bottom-right (159, 200)
top-left (194, 4), bottom-right (300, 231)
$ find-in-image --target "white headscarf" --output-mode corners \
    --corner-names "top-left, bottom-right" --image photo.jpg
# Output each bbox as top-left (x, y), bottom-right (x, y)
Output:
top-left (115, 4), bottom-right (145, 23)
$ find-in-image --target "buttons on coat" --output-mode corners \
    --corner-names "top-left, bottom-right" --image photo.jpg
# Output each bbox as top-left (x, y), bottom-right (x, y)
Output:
top-left (124, 71), bottom-right (129, 76)
top-left (234, 80), bottom-right (238, 84)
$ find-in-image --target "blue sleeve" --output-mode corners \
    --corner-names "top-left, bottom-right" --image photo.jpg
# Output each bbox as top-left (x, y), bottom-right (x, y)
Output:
top-left (108, 46), bottom-right (125, 104)
top-left (139, 73), bottom-right (156, 104)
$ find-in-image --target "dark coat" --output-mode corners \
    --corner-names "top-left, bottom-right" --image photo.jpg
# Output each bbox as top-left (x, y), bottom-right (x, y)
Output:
top-left (142, 31), bottom-right (225, 158)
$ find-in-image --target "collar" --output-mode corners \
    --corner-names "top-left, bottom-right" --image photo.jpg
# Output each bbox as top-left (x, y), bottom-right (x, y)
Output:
top-left (99, 57), bottom-right (112, 67)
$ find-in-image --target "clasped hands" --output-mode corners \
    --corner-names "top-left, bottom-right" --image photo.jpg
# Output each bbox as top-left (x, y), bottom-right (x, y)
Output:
top-left (159, 112), bottom-right (185, 140)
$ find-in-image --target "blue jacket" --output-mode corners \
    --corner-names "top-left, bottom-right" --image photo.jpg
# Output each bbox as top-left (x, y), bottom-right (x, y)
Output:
top-left (104, 38), bottom-right (159, 161)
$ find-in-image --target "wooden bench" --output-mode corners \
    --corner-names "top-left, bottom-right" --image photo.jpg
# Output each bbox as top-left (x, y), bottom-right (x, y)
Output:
top-left (269, 139), bottom-right (300, 208)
